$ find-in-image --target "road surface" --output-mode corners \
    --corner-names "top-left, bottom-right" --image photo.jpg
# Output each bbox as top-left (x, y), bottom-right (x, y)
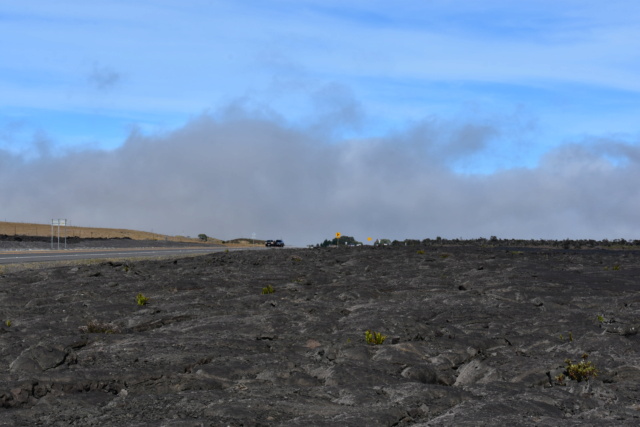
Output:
top-left (0, 247), bottom-right (254, 265)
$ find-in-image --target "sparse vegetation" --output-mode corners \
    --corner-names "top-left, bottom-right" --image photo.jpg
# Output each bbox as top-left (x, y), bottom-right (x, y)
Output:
top-left (198, 233), bottom-right (208, 242)
top-left (4, 320), bottom-right (11, 327)
top-left (365, 330), bottom-right (387, 345)
top-left (416, 250), bottom-right (425, 255)
top-left (262, 285), bottom-right (275, 294)
top-left (564, 354), bottom-right (598, 382)
top-left (80, 320), bottom-right (120, 334)
top-left (136, 293), bottom-right (149, 306)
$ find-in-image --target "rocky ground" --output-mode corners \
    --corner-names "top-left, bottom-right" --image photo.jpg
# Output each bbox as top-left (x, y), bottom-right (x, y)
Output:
top-left (0, 244), bottom-right (639, 426)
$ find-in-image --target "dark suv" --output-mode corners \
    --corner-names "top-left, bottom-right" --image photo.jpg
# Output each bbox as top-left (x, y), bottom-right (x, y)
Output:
top-left (266, 239), bottom-right (285, 247)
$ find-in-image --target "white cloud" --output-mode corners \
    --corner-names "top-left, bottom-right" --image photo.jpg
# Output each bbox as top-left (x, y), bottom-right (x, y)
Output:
top-left (1, 108), bottom-right (638, 245)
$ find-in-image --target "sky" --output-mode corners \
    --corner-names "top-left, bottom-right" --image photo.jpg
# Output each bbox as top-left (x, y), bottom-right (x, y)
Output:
top-left (1, 0), bottom-right (639, 246)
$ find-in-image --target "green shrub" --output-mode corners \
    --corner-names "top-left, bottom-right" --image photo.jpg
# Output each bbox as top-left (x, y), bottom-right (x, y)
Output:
top-left (4, 320), bottom-right (11, 327)
top-left (136, 293), bottom-right (149, 306)
top-left (262, 285), bottom-right (275, 295)
top-left (564, 354), bottom-right (598, 382)
top-left (365, 330), bottom-right (386, 345)
top-left (416, 250), bottom-right (425, 255)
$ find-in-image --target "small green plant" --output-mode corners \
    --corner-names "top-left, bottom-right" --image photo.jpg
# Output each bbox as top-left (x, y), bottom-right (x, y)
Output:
top-left (365, 330), bottom-right (387, 345)
top-left (136, 293), bottom-right (149, 306)
top-left (416, 250), bottom-right (425, 255)
top-left (564, 353), bottom-right (598, 382)
top-left (440, 253), bottom-right (450, 259)
top-left (262, 285), bottom-right (275, 294)
top-left (554, 373), bottom-right (566, 385)
top-left (612, 264), bottom-right (621, 271)
top-left (4, 320), bottom-right (11, 327)
top-left (596, 314), bottom-right (605, 323)
top-left (568, 331), bottom-right (573, 342)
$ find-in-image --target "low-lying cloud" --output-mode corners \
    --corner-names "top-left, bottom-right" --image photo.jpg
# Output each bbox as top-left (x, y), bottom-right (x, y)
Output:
top-left (1, 107), bottom-right (638, 246)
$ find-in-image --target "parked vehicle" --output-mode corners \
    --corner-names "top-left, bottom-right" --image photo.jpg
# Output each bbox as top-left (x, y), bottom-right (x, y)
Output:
top-left (266, 239), bottom-right (285, 247)
top-left (265, 240), bottom-right (274, 247)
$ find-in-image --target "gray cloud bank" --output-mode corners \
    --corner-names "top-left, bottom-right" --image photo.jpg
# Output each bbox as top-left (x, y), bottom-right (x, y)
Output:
top-left (2, 109), bottom-right (638, 246)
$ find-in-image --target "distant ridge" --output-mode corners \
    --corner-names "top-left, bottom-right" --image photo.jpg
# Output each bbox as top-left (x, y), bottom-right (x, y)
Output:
top-left (0, 221), bottom-right (221, 244)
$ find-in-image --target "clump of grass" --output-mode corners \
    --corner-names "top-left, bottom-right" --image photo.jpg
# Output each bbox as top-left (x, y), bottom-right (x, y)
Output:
top-left (558, 332), bottom-right (573, 342)
top-left (262, 285), bottom-right (275, 294)
top-left (416, 250), bottom-right (425, 255)
top-left (4, 319), bottom-right (11, 327)
top-left (136, 293), bottom-right (149, 306)
top-left (564, 353), bottom-right (598, 382)
top-left (364, 330), bottom-right (387, 345)
top-left (596, 314), bottom-right (605, 323)
top-left (79, 320), bottom-right (120, 334)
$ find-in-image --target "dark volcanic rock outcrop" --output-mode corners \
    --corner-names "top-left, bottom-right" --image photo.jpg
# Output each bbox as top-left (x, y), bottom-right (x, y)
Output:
top-left (0, 246), bottom-right (639, 425)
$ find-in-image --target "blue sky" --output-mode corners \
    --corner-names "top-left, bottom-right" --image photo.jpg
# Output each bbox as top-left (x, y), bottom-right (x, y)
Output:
top-left (1, 1), bottom-right (639, 243)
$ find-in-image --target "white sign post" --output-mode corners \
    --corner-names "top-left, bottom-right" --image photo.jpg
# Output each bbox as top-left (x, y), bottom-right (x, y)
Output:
top-left (51, 219), bottom-right (68, 250)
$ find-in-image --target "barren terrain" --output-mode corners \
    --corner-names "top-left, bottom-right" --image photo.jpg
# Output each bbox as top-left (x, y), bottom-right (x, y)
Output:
top-left (0, 245), bottom-right (639, 426)
top-left (0, 221), bottom-right (225, 245)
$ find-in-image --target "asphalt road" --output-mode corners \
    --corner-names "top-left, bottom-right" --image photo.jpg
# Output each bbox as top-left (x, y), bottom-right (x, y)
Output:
top-left (0, 247), bottom-right (252, 265)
